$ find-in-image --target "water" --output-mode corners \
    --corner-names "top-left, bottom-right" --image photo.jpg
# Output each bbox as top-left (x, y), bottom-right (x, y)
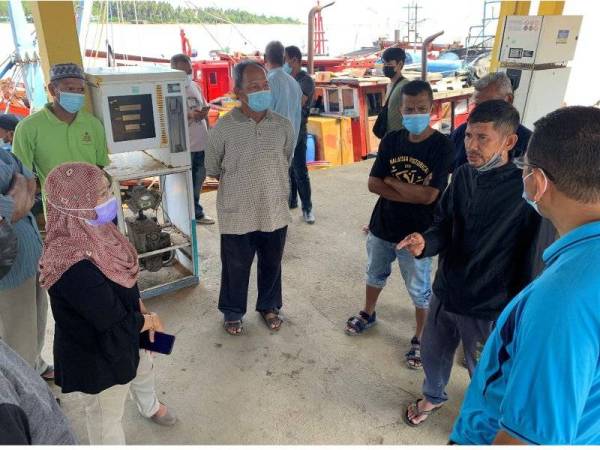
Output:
top-left (1, 20), bottom-right (597, 106)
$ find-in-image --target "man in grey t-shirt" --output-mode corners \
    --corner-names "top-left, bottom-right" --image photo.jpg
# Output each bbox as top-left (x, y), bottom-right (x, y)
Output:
top-left (0, 339), bottom-right (77, 444)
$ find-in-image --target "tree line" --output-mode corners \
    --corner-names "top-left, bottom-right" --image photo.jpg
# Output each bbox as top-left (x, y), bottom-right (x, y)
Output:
top-left (0, 1), bottom-right (301, 25)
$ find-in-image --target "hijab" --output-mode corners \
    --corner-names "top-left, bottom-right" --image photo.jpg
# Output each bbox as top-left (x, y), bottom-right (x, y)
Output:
top-left (39, 162), bottom-right (139, 289)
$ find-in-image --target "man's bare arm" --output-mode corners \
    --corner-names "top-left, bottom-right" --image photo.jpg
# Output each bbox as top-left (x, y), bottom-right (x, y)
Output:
top-left (383, 177), bottom-right (440, 205)
top-left (368, 177), bottom-right (410, 203)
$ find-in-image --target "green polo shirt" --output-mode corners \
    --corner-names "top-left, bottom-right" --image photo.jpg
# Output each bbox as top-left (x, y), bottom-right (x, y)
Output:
top-left (12, 103), bottom-right (110, 194)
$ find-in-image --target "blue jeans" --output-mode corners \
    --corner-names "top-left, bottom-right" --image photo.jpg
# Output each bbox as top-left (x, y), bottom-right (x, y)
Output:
top-left (289, 129), bottom-right (312, 212)
top-left (365, 232), bottom-right (432, 309)
top-left (191, 151), bottom-right (206, 218)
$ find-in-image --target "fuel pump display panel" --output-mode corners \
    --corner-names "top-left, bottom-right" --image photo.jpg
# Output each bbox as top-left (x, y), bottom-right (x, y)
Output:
top-left (108, 94), bottom-right (156, 142)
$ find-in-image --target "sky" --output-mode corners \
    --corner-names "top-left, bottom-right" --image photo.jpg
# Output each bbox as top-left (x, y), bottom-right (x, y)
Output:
top-left (180, 0), bottom-right (487, 44)
top-left (177, 0), bottom-right (599, 45)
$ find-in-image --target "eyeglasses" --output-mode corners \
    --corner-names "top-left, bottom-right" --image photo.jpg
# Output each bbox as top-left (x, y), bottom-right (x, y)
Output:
top-left (513, 156), bottom-right (555, 182)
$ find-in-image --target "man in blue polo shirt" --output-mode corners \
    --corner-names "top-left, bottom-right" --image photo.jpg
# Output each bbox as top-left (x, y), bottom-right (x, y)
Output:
top-left (451, 105), bottom-right (600, 445)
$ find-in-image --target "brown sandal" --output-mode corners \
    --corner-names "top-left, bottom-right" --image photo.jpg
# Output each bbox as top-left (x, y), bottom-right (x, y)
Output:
top-left (260, 309), bottom-right (282, 331)
top-left (224, 320), bottom-right (243, 336)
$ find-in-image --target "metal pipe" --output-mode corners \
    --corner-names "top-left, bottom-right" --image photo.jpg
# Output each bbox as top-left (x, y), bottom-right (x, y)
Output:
top-left (307, 1), bottom-right (335, 74)
top-left (421, 30), bottom-right (444, 80)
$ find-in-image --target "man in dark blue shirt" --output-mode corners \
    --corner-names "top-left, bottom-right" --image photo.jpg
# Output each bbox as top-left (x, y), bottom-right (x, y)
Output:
top-left (451, 72), bottom-right (531, 171)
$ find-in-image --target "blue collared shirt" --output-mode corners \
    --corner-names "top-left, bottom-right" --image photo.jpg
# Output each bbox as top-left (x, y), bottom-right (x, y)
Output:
top-left (451, 220), bottom-right (600, 445)
top-left (0, 151), bottom-right (42, 290)
top-left (267, 67), bottom-right (302, 146)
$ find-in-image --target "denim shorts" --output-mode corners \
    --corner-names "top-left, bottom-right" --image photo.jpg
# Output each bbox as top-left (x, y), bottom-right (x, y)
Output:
top-left (365, 232), bottom-right (433, 309)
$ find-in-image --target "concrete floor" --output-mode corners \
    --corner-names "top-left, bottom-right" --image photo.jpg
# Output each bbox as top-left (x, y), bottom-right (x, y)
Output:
top-left (45, 159), bottom-right (470, 445)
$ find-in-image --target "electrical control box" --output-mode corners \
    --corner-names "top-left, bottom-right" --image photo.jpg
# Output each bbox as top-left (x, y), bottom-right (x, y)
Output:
top-left (86, 66), bottom-right (191, 167)
top-left (499, 15), bottom-right (582, 65)
top-left (498, 15), bottom-right (582, 129)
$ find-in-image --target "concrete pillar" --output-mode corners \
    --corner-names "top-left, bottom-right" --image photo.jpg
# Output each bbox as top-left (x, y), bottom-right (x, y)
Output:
top-left (537, 1), bottom-right (565, 15)
top-left (30, 1), bottom-right (90, 109)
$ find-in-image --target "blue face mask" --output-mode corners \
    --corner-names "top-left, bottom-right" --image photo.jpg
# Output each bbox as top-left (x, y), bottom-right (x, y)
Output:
top-left (476, 152), bottom-right (504, 172)
top-left (58, 91), bottom-right (85, 114)
top-left (522, 170), bottom-right (548, 216)
top-left (246, 90), bottom-right (272, 112)
top-left (403, 113), bottom-right (430, 135)
top-left (283, 63), bottom-right (293, 75)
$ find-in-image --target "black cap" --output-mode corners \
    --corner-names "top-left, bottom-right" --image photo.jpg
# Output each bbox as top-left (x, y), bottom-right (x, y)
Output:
top-left (0, 114), bottom-right (19, 131)
top-left (49, 63), bottom-right (85, 82)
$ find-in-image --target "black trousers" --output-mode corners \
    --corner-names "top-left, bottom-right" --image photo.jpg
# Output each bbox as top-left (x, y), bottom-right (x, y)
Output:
top-left (289, 129), bottom-right (312, 212)
top-left (218, 226), bottom-right (288, 321)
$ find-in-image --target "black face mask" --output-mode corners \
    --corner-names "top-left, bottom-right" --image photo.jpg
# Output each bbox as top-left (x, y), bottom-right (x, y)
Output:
top-left (383, 65), bottom-right (397, 79)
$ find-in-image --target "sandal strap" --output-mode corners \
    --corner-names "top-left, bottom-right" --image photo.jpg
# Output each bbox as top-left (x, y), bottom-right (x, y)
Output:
top-left (359, 310), bottom-right (372, 321)
top-left (346, 315), bottom-right (367, 332)
top-left (411, 399), bottom-right (441, 416)
top-left (406, 347), bottom-right (421, 359)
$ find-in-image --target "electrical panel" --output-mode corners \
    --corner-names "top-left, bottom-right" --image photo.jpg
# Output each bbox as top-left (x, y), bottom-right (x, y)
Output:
top-left (500, 15), bottom-right (582, 65)
top-left (86, 66), bottom-right (191, 167)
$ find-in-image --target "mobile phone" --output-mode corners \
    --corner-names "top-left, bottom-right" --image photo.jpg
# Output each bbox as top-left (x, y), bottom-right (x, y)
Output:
top-left (140, 331), bottom-right (176, 355)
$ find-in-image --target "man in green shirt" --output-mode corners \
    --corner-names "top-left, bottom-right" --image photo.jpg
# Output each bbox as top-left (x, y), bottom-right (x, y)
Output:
top-left (13, 63), bottom-right (110, 204)
top-left (382, 47), bottom-right (410, 134)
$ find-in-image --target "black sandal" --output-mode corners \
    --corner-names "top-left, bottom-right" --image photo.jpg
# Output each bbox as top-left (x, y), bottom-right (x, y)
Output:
top-left (405, 336), bottom-right (422, 370)
top-left (344, 310), bottom-right (377, 335)
top-left (260, 309), bottom-right (282, 331)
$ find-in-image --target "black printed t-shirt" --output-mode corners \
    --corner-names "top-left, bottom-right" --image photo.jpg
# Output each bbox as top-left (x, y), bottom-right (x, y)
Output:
top-left (369, 129), bottom-right (454, 243)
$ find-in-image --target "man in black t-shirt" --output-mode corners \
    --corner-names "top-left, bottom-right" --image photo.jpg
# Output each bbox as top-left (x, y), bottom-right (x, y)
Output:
top-left (285, 45), bottom-right (316, 223)
top-left (345, 80), bottom-right (454, 370)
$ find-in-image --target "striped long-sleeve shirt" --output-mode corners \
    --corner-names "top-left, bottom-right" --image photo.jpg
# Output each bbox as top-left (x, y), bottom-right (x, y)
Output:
top-left (0, 151), bottom-right (42, 290)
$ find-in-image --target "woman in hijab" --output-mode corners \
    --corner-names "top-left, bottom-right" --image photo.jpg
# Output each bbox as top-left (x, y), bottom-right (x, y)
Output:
top-left (40, 162), bottom-right (176, 445)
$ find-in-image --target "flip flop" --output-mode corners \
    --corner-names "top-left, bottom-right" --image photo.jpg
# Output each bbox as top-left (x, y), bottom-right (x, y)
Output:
top-left (403, 398), bottom-right (443, 427)
top-left (41, 365), bottom-right (55, 381)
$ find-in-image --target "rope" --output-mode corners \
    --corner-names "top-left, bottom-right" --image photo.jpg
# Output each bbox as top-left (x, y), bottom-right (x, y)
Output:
top-left (184, 0), bottom-right (225, 51)
top-left (133, 0), bottom-right (143, 62)
top-left (3, 64), bottom-right (22, 114)
top-left (205, 0), bottom-right (257, 50)
top-left (117, 0), bottom-right (128, 63)
top-left (90, 0), bottom-right (107, 67)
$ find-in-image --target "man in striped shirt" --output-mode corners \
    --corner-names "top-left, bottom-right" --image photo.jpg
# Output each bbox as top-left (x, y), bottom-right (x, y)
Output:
top-left (206, 60), bottom-right (295, 336)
